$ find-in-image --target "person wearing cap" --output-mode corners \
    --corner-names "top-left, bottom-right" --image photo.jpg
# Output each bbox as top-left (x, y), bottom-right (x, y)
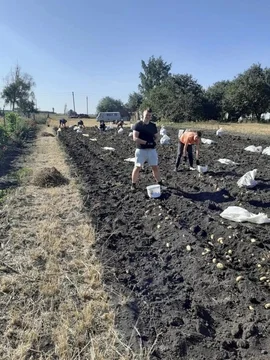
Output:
top-left (174, 130), bottom-right (202, 171)
top-left (131, 108), bottom-right (162, 191)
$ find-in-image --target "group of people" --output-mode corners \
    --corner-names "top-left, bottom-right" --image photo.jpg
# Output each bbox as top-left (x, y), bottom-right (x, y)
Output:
top-left (131, 108), bottom-right (202, 191)
top-left (59, 118), bottom-right (85, 129)
top-left (99, 119), bottom-right (124, 132)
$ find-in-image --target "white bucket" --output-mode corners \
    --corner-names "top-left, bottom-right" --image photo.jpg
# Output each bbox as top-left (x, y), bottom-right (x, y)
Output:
top-left (146, 184), bottom-right (161, 198)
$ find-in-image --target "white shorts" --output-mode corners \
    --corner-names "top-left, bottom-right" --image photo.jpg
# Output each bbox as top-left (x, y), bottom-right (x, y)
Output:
top-left (134, 148), bottom-right (158, 167)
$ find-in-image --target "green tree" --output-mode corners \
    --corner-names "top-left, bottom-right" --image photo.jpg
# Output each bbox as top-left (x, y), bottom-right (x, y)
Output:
top-left (139, 56), bottom-right (171, 96)
top-left (204, 81), bottom-right (231, 120)
top-left (96, 96), bottom-right (124, 113)
top-left (143, 74), bottom-right (205, 122)
top-left (1, 65), bottom-right (36, 112)
top-left (126, 92), bottom-right (143, 112)
top-left (224, 64), bottom-right (270, 121)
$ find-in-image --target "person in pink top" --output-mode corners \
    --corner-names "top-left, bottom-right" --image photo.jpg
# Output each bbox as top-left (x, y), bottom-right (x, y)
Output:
top-left (174, 130), bottom-right (202, 172)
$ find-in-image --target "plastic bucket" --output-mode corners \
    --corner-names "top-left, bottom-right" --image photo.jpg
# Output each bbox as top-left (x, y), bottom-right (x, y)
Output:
top-left (146, 184), bottom-right (161, 198)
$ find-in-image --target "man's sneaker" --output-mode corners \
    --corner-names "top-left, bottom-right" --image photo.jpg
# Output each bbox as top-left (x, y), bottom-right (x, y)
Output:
top-left (131, 184), bottom-right (136, 191)
top-left (173, 167), bottom-right (179, 172)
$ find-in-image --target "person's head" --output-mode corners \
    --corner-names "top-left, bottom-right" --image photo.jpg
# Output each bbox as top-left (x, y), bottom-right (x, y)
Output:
top-left (143, 108), bottom-right (152, 122)
top-left (194, 130), bottom-right (202, 142)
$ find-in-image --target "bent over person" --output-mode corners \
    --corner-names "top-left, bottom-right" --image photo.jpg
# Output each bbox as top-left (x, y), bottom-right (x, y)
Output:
top-left (131, 108), bottom-right (162, 191)
top-left (174, 130), bottom-right (202, 171)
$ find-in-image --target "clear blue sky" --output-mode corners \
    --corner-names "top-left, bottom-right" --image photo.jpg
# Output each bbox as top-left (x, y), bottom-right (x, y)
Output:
top-left (1, 0), bottom-right (270, 114)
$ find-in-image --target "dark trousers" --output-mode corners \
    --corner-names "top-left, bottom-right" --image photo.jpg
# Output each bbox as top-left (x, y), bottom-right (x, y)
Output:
top-left (175, 142), bottom-right (193, 168)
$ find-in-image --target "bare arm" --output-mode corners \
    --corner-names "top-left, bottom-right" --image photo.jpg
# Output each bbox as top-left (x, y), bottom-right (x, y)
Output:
top-left (195, 143), bottom-right (200, 159)
top-left (133, 130), bottom-right (147, 145)
top-left (183, 142), bottom-right (188, 156)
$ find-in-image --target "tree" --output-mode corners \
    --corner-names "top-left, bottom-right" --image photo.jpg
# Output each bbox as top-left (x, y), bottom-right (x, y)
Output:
top-left (224, 64), bottom-right (270, 121)
top-left (143, 74), bottom-right (205, 122)
top-left (96, 96), bottom-right (124, 113)
top-left (139, 56), bottom-right (171, 96)
top-left (126, 92), bottom-right (143, 112)
top-left (204, 81), bottom-right (231, 120)
top-left (1, 65), bottom-right (36, 112)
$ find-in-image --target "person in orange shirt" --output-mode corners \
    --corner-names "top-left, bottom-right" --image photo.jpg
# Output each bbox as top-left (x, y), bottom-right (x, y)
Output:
top-left (174, 130), bottom-right (202, 171)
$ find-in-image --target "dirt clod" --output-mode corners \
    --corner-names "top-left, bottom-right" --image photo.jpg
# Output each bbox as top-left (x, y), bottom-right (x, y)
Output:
top-left (33, 167), bottom-right (69, 187)
top-left (41, 132), bottom-right (55, 137)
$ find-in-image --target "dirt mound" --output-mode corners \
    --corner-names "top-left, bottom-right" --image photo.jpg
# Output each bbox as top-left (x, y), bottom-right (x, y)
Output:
top-left (41, 131), bottom-right (55, 137)
top-left (33, 167), bottom-right (69, 187)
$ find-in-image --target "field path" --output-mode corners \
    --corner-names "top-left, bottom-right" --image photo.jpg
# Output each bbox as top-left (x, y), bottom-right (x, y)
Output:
top-left (0, 126), bottom-right (128, 359)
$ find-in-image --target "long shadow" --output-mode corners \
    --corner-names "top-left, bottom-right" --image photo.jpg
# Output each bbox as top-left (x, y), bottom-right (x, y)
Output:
top-left (207, 170), bottom-right (239, 178)
top-left (167, 186), bottom-right (235, 203)
top-left (249, 199), bottom-right (270, 209)
top-left (254, 183), bottom-right (270, 190)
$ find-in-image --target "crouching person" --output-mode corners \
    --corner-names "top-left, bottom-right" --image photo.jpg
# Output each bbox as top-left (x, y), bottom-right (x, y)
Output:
top-left (131, 108), bottom-right (162, 191)
top-left (174, 130), bottom-right (202, 171)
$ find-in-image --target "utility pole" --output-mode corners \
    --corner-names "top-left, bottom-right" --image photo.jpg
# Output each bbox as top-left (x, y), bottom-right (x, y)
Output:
top-left (72, 92), bottom-right (76, 113)
top-left (86, 96), bottom-right (89, 115)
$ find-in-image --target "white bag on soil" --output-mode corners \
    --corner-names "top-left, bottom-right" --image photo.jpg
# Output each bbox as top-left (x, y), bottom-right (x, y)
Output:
top-left (237, 169), bottom-right (258, 188)
top-left (201, 138), bottom-right (215, 145)
top-left (220, 206), bottom-right (270, 224)
top-left (160, 127), bottom-right (167, 136)
top-left (262, 146), bottom-right (270, 155)
top-left (160, 134), bottom-right (170, 145)
top-left (103, 147), bottom-right (115, 151)
top-left (178, 129), bottom-right (185, 138)
top-left (216, 128), bottom-right (224, 137)
top-left (124, 157), bottom-right (135, 163)
top-left (118, 128), bottom-right (124, 134)
top-left (197, 165), bottom-right (208, 173)
top-left (244, 145), bottom-right (262, 153)
top-left (128, 132), bottom-right (133, 138)
top-left (217, 158), bottom-right (239, 165)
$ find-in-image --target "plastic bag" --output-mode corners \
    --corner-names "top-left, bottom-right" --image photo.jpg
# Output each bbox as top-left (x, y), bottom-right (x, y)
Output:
top-left (160, 126), bottom-right (167, 136)
top-left (220, 206), bottom-right (270, 224)
top-left (128, 132), bottom-right (133, 138)
top-left (237, 169), bottom-right (257, 188)
top-left (216, 128), bottom-right (224, 137)
top-left (124, 157), bottom-right (135, 163)
top-left (262, 147), bottom-right (270, 155)
top-left (178, 129), bottom-right (185, 138)
top-left (82, 134), bottom-right (89, 137)
top-left (103, 147), bottom-right (115, 151)
top-left (73, 126), bottom-right (78, 131)
top-left (118, 128), bottom-right (124, 134)
top-left (160, 134), bottom-right (170, 145)
top-left (244, 145), bottom-right (262, 153)
top-left (201, 138), bottom-right (215, 145)
top-left (217, 158), bottom-right (239, 165)
top-left (197, 165), bottom-right (208, 173)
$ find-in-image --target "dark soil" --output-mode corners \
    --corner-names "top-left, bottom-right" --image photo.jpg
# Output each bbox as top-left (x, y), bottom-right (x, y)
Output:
top-left (60, 127), bottom-right (270, 360)
top-left (33, 167), bottom-right (69, 187)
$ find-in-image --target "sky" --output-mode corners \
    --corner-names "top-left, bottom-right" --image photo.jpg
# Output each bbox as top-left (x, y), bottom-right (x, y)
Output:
top-left (1, 0), bottom-right (270, 114)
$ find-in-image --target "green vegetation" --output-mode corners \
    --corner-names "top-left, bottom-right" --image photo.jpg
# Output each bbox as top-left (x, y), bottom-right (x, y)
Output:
top-left (97, 57), bottom-right (270, 123)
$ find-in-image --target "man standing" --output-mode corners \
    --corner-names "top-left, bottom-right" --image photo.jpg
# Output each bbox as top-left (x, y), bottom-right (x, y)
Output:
top-left (174, 130), bottom-right (202, 171)
top-left (131, 108), bottom-right (162, 191)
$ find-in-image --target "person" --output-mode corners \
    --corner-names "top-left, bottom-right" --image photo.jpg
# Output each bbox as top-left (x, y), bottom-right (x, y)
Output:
top-left (99, 120), bottom-right (106, 131)
top-left (77, 119), bottom-right (85, 128)
top-left (59, 118), bottom-right (67, 128)
top-left (174, 130), bottom-right (202, 171)
top-left (131, 108), bottom-right (162, 191)
top-left (116, 119), bottom-right (124, 129)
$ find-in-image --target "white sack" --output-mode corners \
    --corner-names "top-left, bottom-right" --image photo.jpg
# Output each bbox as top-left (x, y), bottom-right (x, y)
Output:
top-left (160, 134), bottom-right (170, 145)
top-left (82, 134), bottom-right (89, 137)
top-left (237, 169), bottom-right (257, 188)
top-left (178, 129), bottom-right (185, 138)
top-left (217, 158), bottom-right (239, 165)
top-left (73, 126), bottom-right (79, 131)
top-left (201, 138), bottom-right (215, 145)
top-left (118, 128), bottom-right (124, 134)
top-left (103, 147), bottom-right (115, 151)
top-left (220, 206), bottom-right (270, 224)
top-left (216, 128), bottom-right (224, 137)
top-left (124, 157), bottom-right (135, 163)
top-left (89, 138), bottom-right (97, 141)
top-left (160, 127), bottom-right (167, 136)
top-left (128, 132), bottom-right (133, 138)
top-left (244, 145), bottom-right (262, 153)
top-left (262, 146), bottom-right (270, 155)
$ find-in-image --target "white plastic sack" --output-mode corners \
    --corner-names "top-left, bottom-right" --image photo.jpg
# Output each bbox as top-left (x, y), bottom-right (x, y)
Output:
top-left (262, 146), bottom-right (270, 155)
top-left (216, 128), bottom-right (224, 137)
top-left (220, 206), bottom-right (270, 224)
top-left (237, 169), bottom-right (257, 188)
top-left (118, 128), bottom-right (124, 134)
top-left (73, 126), bottom-right (79, 131)
top-left (160, 127), bottom-right (167, 136)
top-left (103, 147), bottom-right (115, 151)
top-left (160, 134), bottom-right (170, 145)
top-left (128, 132), bottom-right (133, 138)
top-left (130, 124), bottom-right (135, 130)
top-left (77, 129), bottom-right (83, 133)
top-left (244, 145), bottom-right (262, 153)
top-left (201, 138), bottom-right (215, 145)
top-left (217, 158), bottom-right (239, 165)
top-left (89, 138), bottom-right (97, 141)
top-left (82, 134), bottom-right (89, 137)
top-left (197, 165), bottom-right (208, 173)
top-left (124, 157), bottom-right (135, 163)
top-left (178, 129), bottom-right (185, 138)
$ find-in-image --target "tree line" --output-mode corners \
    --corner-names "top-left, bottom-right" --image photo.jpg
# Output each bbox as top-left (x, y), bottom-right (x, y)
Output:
top-left (97, 56), bottom-right (270, 123)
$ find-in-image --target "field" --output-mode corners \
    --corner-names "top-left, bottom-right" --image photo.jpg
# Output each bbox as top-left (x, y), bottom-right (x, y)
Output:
top-left (59, 126), bottom-right (270, 360)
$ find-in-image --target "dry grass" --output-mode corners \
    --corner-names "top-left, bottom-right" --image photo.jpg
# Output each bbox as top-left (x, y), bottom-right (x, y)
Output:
top-left (0, 126), bottom-right (151, 360)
